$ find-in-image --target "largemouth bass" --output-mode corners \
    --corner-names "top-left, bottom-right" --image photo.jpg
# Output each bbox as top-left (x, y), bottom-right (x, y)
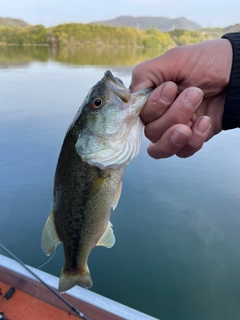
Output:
top-left (41, 70), bottom-right (151, 292)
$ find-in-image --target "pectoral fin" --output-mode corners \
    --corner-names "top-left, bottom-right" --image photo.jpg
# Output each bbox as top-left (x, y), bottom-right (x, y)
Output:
top-left (112, 180), bottom-right (122, 210)
top-left (96, 222), bottom-right (115, 248)
top-left (41, 210), bottom-right (60, 256)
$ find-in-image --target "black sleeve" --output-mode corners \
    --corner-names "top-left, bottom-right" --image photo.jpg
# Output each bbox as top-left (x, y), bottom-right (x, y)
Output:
top-left (221, 32), bottom-right (240, 130)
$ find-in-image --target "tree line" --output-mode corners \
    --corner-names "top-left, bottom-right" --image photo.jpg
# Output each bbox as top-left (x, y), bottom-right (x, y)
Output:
top-left (0, 23), bottom-right (221, 49)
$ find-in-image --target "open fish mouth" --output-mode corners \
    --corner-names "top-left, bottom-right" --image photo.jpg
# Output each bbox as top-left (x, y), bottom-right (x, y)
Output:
top-left (104, 70), bottom-right (131, 102)
top-left (104, 70), bottom-right (123, 84)
top-left (105, 70), bottom-right (152, 103)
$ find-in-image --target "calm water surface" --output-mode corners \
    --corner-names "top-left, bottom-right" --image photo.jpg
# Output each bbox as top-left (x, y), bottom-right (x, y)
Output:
top-left (1, 47), bottom-right (240, 320)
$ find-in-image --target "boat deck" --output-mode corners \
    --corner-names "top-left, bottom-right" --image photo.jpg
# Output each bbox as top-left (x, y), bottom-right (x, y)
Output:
top-left (0, 280), bottom-right (77, 320)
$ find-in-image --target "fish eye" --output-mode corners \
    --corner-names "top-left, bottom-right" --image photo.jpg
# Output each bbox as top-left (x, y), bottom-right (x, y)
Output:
top-left (91, 97), bottom-right (103, 110)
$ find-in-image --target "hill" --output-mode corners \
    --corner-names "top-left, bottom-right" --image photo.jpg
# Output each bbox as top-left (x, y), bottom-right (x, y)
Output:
top-left (223, 23), bottom-right (240, 33)
top-left (91, 15), bottom-right (202, 31)
top-left (0, 17), bottom-right (29, 28)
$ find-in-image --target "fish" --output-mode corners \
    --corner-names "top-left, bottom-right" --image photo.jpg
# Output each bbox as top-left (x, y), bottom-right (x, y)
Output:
top-left (41, 70), bottom-right (151, 293)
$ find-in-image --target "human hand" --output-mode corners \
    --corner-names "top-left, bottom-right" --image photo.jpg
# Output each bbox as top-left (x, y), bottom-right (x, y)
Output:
top-left (130, 39), bottom-right (233, 158)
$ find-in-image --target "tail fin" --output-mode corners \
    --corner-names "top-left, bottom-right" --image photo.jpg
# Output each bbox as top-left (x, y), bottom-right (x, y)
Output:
top-left (58, 267), bottom-right (93, 293)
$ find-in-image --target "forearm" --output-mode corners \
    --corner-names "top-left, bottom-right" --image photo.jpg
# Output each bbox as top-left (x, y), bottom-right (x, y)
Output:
top-left (222, 32), bottom-right (240, 130)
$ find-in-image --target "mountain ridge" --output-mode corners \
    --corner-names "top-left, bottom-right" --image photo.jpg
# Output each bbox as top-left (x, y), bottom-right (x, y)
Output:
top-left (91, 15), bottom-right (202, 31)
top-left (1, 16), bottom-right (240, 35)
top-left (0, 17), bottom-right (29, 28)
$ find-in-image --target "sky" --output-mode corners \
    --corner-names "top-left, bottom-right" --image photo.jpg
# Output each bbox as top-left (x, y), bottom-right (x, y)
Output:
top-left (0, 0), bottom-right (240, 28)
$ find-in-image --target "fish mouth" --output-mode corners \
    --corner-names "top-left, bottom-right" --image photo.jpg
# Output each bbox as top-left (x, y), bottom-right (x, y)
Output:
top-left (104, 70), bottom-right (131, 102)
top-left (104, 70), bottom-right (122, 84)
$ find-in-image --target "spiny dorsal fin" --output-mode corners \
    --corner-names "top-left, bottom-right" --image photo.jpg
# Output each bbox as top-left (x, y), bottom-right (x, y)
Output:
top-left (112, 180), bottom-right (122, 210)
top-left (41, 210), bottom-right (60, 256)
top-left (96, 222), bottom-right (115, 248)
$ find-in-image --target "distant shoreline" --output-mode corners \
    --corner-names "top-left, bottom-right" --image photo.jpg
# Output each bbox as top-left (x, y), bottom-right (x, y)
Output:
top-left (0, 43), bottom-right (49, 46)
top-left (0, 23), bottom-right (225, 48)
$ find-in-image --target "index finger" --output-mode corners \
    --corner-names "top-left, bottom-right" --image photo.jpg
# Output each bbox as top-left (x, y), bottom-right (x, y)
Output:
top-left (129, 58), bottom-right (164, 92)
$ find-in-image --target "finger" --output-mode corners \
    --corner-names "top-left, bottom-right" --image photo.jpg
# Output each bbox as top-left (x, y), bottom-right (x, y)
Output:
top-left (141, 82), bottom-right (178, 125)
top-left (144, 87), bottom-right (204, 143)
top-left (147, 124), bottom-right (192, 159)
top-left (129, 47), bottom-right (188, 92)
top-left (176, 116), bottom-right (212, 158)
top-left (130, 58), bottom-right (164, 92)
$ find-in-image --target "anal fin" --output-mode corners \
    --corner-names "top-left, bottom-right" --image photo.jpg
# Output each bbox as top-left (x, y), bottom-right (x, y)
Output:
top-left (96, 221), bottom-right (115, 248)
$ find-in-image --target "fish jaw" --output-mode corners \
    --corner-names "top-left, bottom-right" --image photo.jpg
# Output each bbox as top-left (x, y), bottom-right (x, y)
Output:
top-left (75, 72), bottom-right (151, 170)
top-left (128, 88), bottom-right (152, 115)
top-left (104, 70), bottom-right (152, 115)
top-left (104, 70), bottom-right (131, 103)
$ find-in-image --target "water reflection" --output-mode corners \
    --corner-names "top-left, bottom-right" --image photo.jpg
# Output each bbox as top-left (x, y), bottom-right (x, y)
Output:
top-left (2, 48), bottom-right (240, 320)
top-left (0, 46), bottom-right (49, 67)
top-left (0, 45), bottom-right (163, 68)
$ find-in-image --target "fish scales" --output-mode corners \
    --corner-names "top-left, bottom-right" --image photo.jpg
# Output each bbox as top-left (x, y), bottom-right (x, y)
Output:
top-left (53, 128), bottom-right (125, 291)
top-left (41, 70), bottom-right (151, 292)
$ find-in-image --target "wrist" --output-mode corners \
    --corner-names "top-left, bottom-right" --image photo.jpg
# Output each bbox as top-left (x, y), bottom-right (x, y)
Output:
top-left (221, 32), bottom-right (240, 130)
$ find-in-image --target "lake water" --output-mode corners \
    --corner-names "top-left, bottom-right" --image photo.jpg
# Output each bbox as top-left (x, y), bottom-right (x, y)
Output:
top-left (1, 46), bottom-right (240, 320)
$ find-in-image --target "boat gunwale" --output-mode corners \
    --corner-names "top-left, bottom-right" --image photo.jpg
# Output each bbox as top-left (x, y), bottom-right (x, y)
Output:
top-left (0, 254), bottom-right (158, 320)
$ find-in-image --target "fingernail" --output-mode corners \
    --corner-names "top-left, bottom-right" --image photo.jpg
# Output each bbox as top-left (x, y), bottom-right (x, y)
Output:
top-left (171, 129), bottom-right (190, 145)
top-left (160, 82), bottom-right (176, 103)
top-left (185, 88), bottom-right (203, 110)
top-left (195, 116), bottom-right (211, 135)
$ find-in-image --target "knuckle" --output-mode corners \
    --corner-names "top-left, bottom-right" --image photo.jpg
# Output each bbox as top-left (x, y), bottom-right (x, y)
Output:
top-left (132, 62), bottom-right (145, 77)
top-left (190, 135), bottom-right (204, 150)
top-left (144, 125), bottom-right (159, 143)
top-left (176, 147), bottom-right (196, 158)
top-left (170, 111), bottom-right (186, 125)
top-left (148, 147), bottom-right (173, 159)
top-left (176, 137), bottom-right (205, 158)
top-left (148, 150), bottom-right (161, 159)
